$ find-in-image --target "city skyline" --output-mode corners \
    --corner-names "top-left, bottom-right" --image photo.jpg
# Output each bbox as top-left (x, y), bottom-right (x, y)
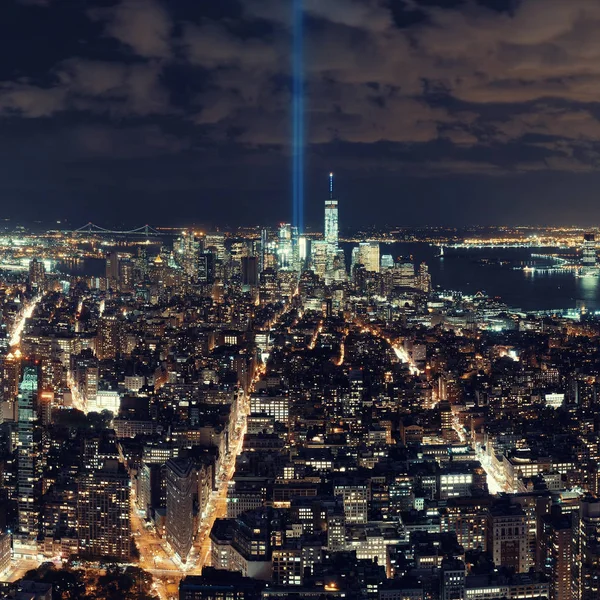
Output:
top-left (3, 2), bottom-right (600, 599)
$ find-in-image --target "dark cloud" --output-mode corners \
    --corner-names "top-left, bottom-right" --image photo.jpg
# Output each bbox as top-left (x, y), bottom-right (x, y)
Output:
top-left (89, 0), bottom-right (173, 59)
top-left (1, 0), bottom-right (600, 226)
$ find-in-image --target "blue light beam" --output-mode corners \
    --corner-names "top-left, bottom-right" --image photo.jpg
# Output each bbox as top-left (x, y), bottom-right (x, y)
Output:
top-left (292, 0), bottom-right (304, 234)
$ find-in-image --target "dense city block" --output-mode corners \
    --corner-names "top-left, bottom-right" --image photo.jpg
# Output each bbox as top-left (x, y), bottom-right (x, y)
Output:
top-left (0, 217), bottom-right (599, 600)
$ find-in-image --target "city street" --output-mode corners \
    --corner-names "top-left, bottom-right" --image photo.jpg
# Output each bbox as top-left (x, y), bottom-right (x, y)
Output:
top-left (129, 354), bottom-right (259, 599)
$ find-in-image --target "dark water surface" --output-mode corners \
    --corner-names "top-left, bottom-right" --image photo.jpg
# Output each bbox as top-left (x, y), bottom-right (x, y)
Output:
top-left (345, 243), bottom-right (596, 312)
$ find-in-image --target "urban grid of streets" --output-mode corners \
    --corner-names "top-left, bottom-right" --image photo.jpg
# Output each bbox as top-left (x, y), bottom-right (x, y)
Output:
top-left (2, 292), bottom-right (267, 598)
top-left (104, 304), bottom-right (275, 599)
top-left (1, 289), bottom-right (513, 597)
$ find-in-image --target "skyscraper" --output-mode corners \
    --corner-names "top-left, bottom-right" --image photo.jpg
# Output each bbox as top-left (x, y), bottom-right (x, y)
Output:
top-left (198, 253), bottom-right (215, 284)
top-left (324, 172), bottom-right (338, 254)
top-left (486, 502), bottom-right (528, 573)
top-left (77, 458), bottom-right (131, 560)
top-left (277, 224), bottom-right (300, 271)
top-left (573, 495), bottom-right (600, 600)
top-left (241, 257), bottom-right (259, 287)
top-left (96, 314), bottom-right (121, 360)
top-left (540, 510), bottom-right (573, 600)
top-left (2, 350), bottom-right (21, 405)
top-left (105, 251), bottom-right (120, 290)
top-left (310, 241), bottom-right (329, 280)
top-left (581, 233), bottom-right (598, 277)
top-left (175, 230), bottom-right (203, 278)
top-left (28, 258), bottom-right (45, 292)
top-left (165, 457), bottom-right (197, 564)
top-left (351, 242), bottom-right (380, 274)
top-left (16, 364), bottom-right (41, 555)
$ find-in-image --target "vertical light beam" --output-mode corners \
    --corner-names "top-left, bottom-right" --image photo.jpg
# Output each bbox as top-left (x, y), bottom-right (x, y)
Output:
top-left (292, 0), bottom-right (304, 234)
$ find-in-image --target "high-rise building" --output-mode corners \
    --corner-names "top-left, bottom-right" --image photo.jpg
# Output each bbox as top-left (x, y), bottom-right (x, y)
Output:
top-left (2, 350), bottom-right (21, 405)
top-left (418, 262), bottom-right (432, 293)
top-left (0, 531), bottom-right (11, 575)
top-left (204, 233), bottom-right (227, 262)
top-left (325, 172), bottom-right (339, 254)
top-left (165, 457), bottom-right (197, 564)
top-left (118, 258), bottom-right (134, 292)
top-left (380, 255), bottom-right (394, 270)
top-left (298, 236), bottom-right (308, 265)
top-left (326, 509), bottom-right (346, 551)
top-left (574, 495), bottom-right (600, 600)
top-left (96, 314), bottom-right (121, 360)
top-left (260, 229), bottom-right (278, 273)
top-left (582, 233), bottom-right (597, 275)
top-left (198, 253), bottom-right (215, 284)
top-left (72, 349), bottom-right (98, 411)
top-left (38, 390), bottom-right (53, 427)
top-left (28, 259), bottom-right (46, 292)
top-left (310, 241), bottom-right (329, 280)
top-left (333, 481), bottom-right (368, 524)
top-left (77, 458), bottom-right (131, 560)
top-left (16, 364), bottom-right (42, 554)
top-left (540, 510), bottom-right (572, 600)
top-left (277, 224), bottom-right (299, 271)
top-left (175, 230), bottom-right (203, 278)
top-left (105, 251), bottom-right (120, 290)
top-left (259, 269), bottom-right (278, 305)
top-left (487, 502), bottom-right (528, 573)
top-left (392, 262), bottom-right (415, 288)
top-left (241, 257), bottom-right (259, 287)
top-left (352, 242), bottom-right (380, 274)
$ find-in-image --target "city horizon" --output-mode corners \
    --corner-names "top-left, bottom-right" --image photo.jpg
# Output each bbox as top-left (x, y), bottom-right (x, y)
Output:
top-left (2, 2), bottom-right (600, 599)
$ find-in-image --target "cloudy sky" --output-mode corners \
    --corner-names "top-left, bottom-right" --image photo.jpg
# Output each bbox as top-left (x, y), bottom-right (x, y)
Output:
top-left (2, 0), bottom-right (600, 228)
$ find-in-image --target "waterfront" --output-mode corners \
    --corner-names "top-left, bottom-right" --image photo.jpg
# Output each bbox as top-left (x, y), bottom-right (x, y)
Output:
top-left (12, 243), bottom-right (600, 313)
top-left (345, 243), bottom-right (598, 312)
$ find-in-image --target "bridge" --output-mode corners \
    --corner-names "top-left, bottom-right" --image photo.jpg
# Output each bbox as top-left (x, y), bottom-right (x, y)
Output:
top-left (71, 222), bottom-right (162, 236)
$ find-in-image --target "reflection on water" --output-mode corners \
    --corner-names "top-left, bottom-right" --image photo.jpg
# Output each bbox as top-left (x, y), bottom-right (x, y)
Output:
top-left (55, 258), bottom-right (105, 278)
top-left (578, 275), bottom-right (599, 309)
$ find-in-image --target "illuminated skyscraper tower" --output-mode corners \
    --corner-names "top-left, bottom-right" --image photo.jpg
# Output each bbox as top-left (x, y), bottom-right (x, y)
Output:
top-left (16, 364), bottom-right (41, 555)
top-left (278, 224), bottom-right (301, 271)
top-left (581, 233), bottom-right (598, 277)
top-left (324, 172), bottom-right (339, 254)
top-left (28, 258), bottom-right (45, 292)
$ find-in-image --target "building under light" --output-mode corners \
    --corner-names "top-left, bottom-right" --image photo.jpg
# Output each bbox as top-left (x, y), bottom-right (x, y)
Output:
top-left (77, 458), bottom-right (131, 560)
top-left (15, 363), bottom-right (42, 556)
top-left (325, 173), bottom-right (339, 254)
top-left (277, 224), bottom-right (300, 271)
top-left (352, 242), bottom-right (380, 274)
top-left (165, 457), bottom-right (197, 564)
top-left (581, 233), bottom-right (598, 277)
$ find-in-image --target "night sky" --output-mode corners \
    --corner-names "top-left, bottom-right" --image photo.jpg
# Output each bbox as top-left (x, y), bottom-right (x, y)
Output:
top-left (2, 0), bottom-right (600, 229)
